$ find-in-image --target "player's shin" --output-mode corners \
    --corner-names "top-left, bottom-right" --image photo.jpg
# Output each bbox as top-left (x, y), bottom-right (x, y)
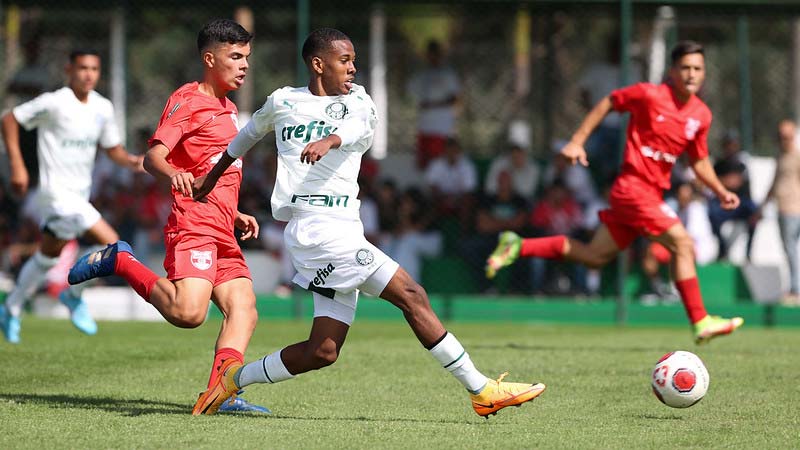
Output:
top-left (237, 349), bottom-right (295, 387)
top-left (114, 251), bottom-right (160, 301)
top-left (428, 332), bottom-right (488, 393)
top-left (6, 251), bottom-right (59, 316)
top-left (520, 235), bottom-right (567, 259)
top-left (675, 277), bottom-right (708, 324)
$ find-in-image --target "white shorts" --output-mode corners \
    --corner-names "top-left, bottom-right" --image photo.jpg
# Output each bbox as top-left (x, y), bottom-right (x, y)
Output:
top-left (34, 190), bottom-right (101, 240)
top-left (286, 212), bottom-right (399, 324)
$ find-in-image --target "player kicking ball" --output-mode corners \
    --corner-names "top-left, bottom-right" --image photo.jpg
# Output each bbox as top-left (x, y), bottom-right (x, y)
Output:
top-left (189, 27), bottom-right (544, 418)
top-left (486, 41), bottom-right (743, 345)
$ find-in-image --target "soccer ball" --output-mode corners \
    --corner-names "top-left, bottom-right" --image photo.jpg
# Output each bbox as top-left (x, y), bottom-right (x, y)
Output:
top-left (651, 351), bottom-right (709, 408)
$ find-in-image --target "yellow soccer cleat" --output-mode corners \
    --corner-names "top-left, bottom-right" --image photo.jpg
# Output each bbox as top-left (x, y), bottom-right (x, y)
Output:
top-left (485, 231), bottom-right (522, 279)
top-left (192, 358), bottom-right (242, 416)
top-left (693, 315), bottom-right (744, 345)
top-left (470, 372), bottom-right (545, 418)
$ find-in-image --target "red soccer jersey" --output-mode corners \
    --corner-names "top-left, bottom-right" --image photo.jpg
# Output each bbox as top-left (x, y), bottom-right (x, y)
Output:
top-left (149, 82), bottom-right (243, 237)
top-left (610, 83), bottom-right (712, 191)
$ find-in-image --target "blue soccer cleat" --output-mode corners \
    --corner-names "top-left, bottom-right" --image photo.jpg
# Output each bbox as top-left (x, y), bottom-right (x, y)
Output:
top-left (218, 390), bottom-right (272, 414)
top-left (0, 304), bottom-right (21, 344)
top-left (68, 241), bottom-right (133, 285)
top-left (59, 290), bottom-right (98, 336)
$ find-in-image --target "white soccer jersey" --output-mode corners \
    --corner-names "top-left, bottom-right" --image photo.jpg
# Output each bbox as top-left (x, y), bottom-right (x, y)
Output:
top-left (13, 87), bottom-right (121, 200)
top-left (227, 83), bottom-right (377, 221)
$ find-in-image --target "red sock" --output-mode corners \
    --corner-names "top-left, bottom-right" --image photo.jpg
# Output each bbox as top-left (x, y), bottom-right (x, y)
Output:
top-left (520, 235), bottom-right (567, 259)
top-left (207, 347), bottom-right (244, 388)
top-left (675, 277), bottom-right (708, 324)
top-left (114, 251), bottom-right (160, 301)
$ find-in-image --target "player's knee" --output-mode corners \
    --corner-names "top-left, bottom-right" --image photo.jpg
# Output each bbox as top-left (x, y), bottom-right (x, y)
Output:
top-left (672, 234), bottom-right (695, 256)
top-left (585, 252), bottom-right (614, 269)
top-left (309, 340), bottom-right (339, 369)
top-left (171, 307), bottom-right (206, 328)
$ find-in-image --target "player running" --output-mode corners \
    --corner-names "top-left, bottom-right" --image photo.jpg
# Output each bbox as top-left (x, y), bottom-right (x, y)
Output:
top-left (68, 19), bottom-right (267, 413)
top-left (486, 41), bottom-right (743, 344)
top-left (188, 27), bottom-right (544, 418)
top-left (0, 50), bottom-right (143, 343)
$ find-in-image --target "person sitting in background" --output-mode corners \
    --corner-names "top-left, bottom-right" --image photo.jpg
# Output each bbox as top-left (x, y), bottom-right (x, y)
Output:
top-left (484, 143), bottom-right (540, 201)
top-left (761, 120), bottom-right (800, 306)
top-left (528, 178), bottom-right (585, 294)
top-left (708, 156), bottom-right (759, 262)
top-left (542, 140), bottom-right (598, 207)
top-left (460, 170), bottom-right (528, 292)
top-left (381, 188), bottom-right (441, 282)
top-left (424, 138), bottom-right (477, 229)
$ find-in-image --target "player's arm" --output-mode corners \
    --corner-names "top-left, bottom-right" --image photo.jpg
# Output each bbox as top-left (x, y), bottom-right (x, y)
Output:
top-left (0, 111), bottom-right (28, 196)
top-left (561, 96), bottom-right (614, 166)
top-left (144, 143), bottom-right (195, 197)
top-left (104, 144), bottom-right (144, 172)
top-left (691, 157), bottom-right (740, 210)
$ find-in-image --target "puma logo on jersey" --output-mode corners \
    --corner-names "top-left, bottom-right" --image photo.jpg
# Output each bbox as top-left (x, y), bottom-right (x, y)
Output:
top-left (685, 118), bottom-right (701, 139)
top-left (281, 120), bottom-right (338, 143)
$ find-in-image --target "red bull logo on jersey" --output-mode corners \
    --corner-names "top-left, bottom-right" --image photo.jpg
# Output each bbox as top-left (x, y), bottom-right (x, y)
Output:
top-left (685, 118), bottom-right (701, 139)
top-left (190, 250), bottom-right (213, 270)
top-left (281, 121), bottom-right (338, 144)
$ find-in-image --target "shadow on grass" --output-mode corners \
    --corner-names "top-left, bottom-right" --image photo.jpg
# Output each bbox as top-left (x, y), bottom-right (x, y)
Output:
top-left (637, 413), bottom-right (684, 420)
top-left (0, 393), bottom-right (479, 424)
top-left (472, 343), bottom-right (657, 353)
top-left (0, 392), bottom-right (189, 416)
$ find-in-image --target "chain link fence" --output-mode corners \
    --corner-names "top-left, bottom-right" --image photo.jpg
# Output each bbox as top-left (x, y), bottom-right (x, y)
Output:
top-left (2, 1), bottom-right (800, 298)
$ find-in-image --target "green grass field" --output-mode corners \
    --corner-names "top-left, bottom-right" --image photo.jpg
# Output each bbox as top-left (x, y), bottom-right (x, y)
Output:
top-left (1, 317), bottom-right (798, 449)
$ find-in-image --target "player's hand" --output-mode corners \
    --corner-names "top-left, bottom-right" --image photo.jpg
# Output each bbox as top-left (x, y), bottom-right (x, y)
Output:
top-left (192, 174), bottom-right (216, 203)
top-left (560, 141), bottom-right (589, 166)
top-left (171, 171), bottom-right (195, 197)
top-left (300, 140), bottom-right (333, 165)
top-left (9, 165), bottom-right (29, 197)
top-left (235, 213), bottom-right (259, 241)
top-left (718, 190), bottom-right (740, 210)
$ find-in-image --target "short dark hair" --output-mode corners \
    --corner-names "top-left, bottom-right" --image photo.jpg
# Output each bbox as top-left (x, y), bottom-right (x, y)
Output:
top-left (197, 19), bottom-right (253, 54)
top-left (302, 28), bottom-right (351, 63)
top-left (670, 40), bottom-right (704, 66)
top-left (69, 49), bottom-right (100, 63)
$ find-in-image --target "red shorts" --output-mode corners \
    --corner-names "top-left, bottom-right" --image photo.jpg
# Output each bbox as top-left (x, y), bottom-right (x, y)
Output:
top-left (163, 231), bottom-right (251, 286)
top-left (598, 175), bottom-right (680, 250)
top-left (416, 134), bottom-right (448, 169)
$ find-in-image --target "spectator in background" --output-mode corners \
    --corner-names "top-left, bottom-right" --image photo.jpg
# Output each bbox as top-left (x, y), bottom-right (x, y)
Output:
top-left (709, 140), bottom-right (759, 262)
top-left (484, 143), bottom-right (540, 201)
top-left (542, 140), bottom-right (598, 207)
top-left (407, 40), bottom-right (461, 169)
top-left (381, 188), bottom-right (441, 282)
top-left (578, 34), bottom-right (642, 187)
top-left (461, 171), bottom-right (528, 292)
top-left (761, 120), bottom-right (800, 306)
top-left (528, 178), bottom-right (585, 294)
top-left (376, 179), bottom-right (400, 233)
top-left (424, 138), bottom-right (477, 228)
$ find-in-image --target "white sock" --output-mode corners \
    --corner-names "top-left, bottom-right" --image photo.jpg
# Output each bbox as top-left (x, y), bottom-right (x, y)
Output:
top-left (6, 251), bottom-right (59, 317)
top-left (429, 332), bottom-right (488, 394)
top-left (236, 349), bottom-right (294, 388)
